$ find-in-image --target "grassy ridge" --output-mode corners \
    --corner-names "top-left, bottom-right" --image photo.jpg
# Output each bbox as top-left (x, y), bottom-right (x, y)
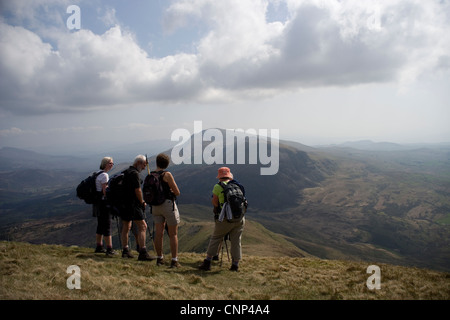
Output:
top-left (176, 212), bottom-right (309, 258)
top-left (1, 241), bottom-right (449, 300)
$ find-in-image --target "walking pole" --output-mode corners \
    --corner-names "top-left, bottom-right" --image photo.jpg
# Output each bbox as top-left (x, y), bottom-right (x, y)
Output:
top-left (224, 234), bottom-right (230, 262)
top-left (146, 154), bottom-right (150, 175)
top-left (144, 153), bottom-right (156, 253)
top-left (146, 206), bottom-right (157, 254)
top-left (116, 215), bottom-right (122, 250)
top-left (220, 240), bottom-right (224, 267)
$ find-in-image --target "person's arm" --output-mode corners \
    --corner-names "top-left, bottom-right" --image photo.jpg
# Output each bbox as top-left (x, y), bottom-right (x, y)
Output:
top-left (212, 194), bottom-right (219, 207)
top-left (135, 187), bottom-right (145, 208)
top-left (211, 184), bottom-right (222, 216)
top-left (101, 183), bottom-right (108, 197)
top-left (163, 172), bottom-right (180, 197)
top-left (130, 170), bottom-right (145, 208)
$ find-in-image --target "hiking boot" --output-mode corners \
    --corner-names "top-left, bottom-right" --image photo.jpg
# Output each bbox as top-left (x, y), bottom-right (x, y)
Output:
top-left (156, 257), bottom-right (165, 266)
top-left (198, 259), bottom-right (211, 271)
top-left (106, 248), bottom-right (116, 257)
top-left (212, 255), bottom-right (219, 261)
top-left (95, 245), bottom-right (106, 253)
top-left (170, 260), bottom-right (181, 268)
top-left (138, 249), bottom-right (156, 261)
top-left (122, 248), bottom-right (134, 258)
top-left (230, 264), bottom-right (239, 272)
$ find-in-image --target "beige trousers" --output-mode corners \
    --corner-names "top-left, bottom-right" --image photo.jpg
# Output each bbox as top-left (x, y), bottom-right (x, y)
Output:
top-left (206, 217), bottom-right (245, 261)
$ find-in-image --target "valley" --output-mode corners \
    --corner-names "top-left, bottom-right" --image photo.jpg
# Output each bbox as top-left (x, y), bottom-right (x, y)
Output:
top-left (0, 138), bottom-right (449, 272)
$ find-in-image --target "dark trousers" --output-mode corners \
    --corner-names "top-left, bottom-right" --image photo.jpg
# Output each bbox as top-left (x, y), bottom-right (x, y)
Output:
top-left (95, 201), bottom-right (112, 236)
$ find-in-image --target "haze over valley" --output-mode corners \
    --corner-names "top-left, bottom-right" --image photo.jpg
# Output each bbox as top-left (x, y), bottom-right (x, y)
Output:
top-left (1, 136), bottom-right (448, 272)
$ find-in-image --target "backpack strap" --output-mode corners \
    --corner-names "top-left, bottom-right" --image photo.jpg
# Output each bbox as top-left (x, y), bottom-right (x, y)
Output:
top-left (156, 170), bottom-right (173, 200)
top-left (217, 181), bottom-right (227, 205)
top-left (94, 170), bottom-right (104, 177)
top-left (150, 170), bottom-right (167, 182)
top-left (218, 181), bottom-right (226, 190)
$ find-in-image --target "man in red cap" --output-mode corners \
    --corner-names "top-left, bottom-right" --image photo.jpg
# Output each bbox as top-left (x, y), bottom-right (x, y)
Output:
top-left (199, 167), bottom-right (247, 272)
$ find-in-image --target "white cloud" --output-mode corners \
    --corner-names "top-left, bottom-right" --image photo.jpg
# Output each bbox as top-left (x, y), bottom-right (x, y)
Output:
top-left (98, 6), bottom-right (118, 28)
top-left (0, 127), bottom-right (28, 136)
top-left (0, 22), bottom-right (202, 114)
top-left (0, 0), bottom-right (449, 116)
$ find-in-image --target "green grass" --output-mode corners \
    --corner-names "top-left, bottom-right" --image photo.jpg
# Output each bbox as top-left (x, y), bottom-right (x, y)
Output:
top-left (437, 213), bottom-right (450, 226)
top-left (1, 241), bottom-right (449, 300)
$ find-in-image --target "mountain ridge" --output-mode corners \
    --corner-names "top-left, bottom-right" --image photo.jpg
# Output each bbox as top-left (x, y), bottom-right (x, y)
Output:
top-left (1, 137), bottom-right (449, 272)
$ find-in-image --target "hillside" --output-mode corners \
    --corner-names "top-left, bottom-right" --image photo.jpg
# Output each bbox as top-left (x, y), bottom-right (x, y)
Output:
top-left (1, 241), bottom-right (449, 302)
top-left (152, 139), bottom-right (328, 211)
top-left (254, 146), bottom-right (450, 271)
top-left (0, 202), bottom-right (308, 259)
top-left (1, 139), bottom-right (449, 273)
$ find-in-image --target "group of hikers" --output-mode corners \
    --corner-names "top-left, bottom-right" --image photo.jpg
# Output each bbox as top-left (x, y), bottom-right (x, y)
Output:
top-left (90, 153), bottom-right (247, 272)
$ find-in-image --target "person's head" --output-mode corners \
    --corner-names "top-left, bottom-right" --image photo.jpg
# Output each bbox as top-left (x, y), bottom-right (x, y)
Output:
top-left (133, 154), bottom-right (147, 172)
top-left (100, 157), bottom-right (114, 171)
top-left (216, 167), bottom-right (233, 181)
top-left (156, 153), bottom-right (170, 169)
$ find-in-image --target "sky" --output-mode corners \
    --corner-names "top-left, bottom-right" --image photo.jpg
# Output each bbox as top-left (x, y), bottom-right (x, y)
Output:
top-left (0, 0), bottom-right (449, 156)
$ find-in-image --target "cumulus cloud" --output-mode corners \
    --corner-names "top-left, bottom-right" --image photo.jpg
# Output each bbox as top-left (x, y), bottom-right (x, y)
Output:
top-left (0, 22), bottom-right (202, 114)
top-left (0, 0), bottom-right (449, 115)
top-left (188, 0), bottom-right (450, 91)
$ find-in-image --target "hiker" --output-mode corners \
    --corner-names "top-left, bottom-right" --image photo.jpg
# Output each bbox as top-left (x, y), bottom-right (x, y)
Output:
top-left (120, 155), bottom-right (155, 261)
top-left (151, 153), bottom-right (181, 268)
top-left (93, 157), bottom-right (115, 256)
top-left (199, 167), bottom-right (246, 272)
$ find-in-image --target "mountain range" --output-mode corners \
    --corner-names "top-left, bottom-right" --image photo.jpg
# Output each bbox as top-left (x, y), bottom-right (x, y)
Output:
top-left (0, 135), bottom-right (449, 272)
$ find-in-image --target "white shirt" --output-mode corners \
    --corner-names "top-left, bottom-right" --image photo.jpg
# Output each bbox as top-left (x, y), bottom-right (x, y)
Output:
top-left (95, 171), bottom-right (109, 192)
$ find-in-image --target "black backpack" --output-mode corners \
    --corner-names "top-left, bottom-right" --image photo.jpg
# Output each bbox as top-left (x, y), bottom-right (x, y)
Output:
top-left (105, 171), bottom-right (126, 216)
top-left (76, 171), bottom-right (103, 204)
top-left (219, 180), bottom-right (248, 219)
top-left (143, 171), bottom-right (167, 206)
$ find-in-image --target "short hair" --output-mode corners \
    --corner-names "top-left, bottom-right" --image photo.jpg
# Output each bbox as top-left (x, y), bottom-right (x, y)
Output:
top-left (156, 153), bottom-right (170, 169)
top-left (133, 154), bottom-right (147, 166)
top-left (100, 157), bottom-right (113, 170)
